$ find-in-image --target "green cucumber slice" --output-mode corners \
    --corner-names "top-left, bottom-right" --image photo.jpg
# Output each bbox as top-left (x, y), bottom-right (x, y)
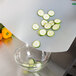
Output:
top-left (44, 23), bottom-right (52, 29)
top-left (48, 10), bottom-right (55, 17)
top-left (22, 64), bottom-right (35, 68)
top-left (41, 20), bottom-right (48, 27)
top-left (32, 40), bottom-right (40, 48)
top-left (49, 20), bottom-right (54, 26)
top-left (22, 63), bottom-right (30, 67)
top-left (38, 29), bottom-right (46, 36)
top-left (54, 19), bottom-right (61, 24)
top-left (37, 10), bottom-right (44, 17)
top-left (47, 30), bottom-right (55, 37)
top-left (29, 64), bottom-right (35, 68)
top-left (52, 24), bottom-right (60, 31)
top-left (43, 14), bottom-right (50, 20)
top-left (32, 24), bottom-right (39, 30)
top-left (29, 59), bottom-right (35, 65)
top-left (35, 62), bottom-right (42, 70)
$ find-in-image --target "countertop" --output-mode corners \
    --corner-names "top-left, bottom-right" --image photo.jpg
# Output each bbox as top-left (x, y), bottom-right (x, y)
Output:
top-left (0, 37), bottom-right (76, 76)
top-left (0, 37), bottom-right (65, 76)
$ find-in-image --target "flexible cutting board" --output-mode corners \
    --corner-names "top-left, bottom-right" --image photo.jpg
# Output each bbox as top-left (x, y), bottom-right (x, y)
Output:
top-left (0, 0), bottom-right (76, 52)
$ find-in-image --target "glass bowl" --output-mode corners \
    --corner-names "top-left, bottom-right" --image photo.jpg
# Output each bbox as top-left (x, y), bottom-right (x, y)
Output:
top-left (14, 44), bottom-right (51, 72)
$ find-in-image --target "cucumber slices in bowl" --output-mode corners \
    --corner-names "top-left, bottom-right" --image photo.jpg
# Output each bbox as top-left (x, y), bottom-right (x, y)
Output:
top-left (22, 63), bottom-right (30, 67)
top-left (35, 62), bottom-right (42, 70)
top-left (29, 59), bottom-right (35, 65)
top-left (22, 58), bottom-right (42, 71)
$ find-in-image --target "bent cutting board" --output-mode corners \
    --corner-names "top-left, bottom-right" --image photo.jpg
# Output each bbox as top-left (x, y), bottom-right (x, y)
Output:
top-left (0, 0), bottom-right (76, 52)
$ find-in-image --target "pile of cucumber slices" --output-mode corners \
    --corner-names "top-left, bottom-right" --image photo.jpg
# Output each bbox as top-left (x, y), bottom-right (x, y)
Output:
top-left (22, 58), bottom-right (42, 71)
top-left (32, 9), bottom-right (61, 48)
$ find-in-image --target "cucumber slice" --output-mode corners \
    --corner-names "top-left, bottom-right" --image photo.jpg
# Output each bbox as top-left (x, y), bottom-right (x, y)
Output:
top-left (35, 62), bottom-right (42, 70)
top-left (52, 24), bottom-right (60, 31)
top-left (49, 20), bottom-right (54, 26)
top-left (22, 63), bottom-right (30, 67)
top-left (37, 10), bottom-right (44, 17)
top-left (32, 40), bottom-right (40, 48)
top-left (47, 30), bottom-right (55, 37)
top-left (29, 64), bottom-right (35, 67)
top-left (29, 59), bottom-right (35, 65)
top-left (32, 24), bottom-right (39, 30)
top-left (22, 63), bottom-right (35, 68)
top-left (48, 10), bottom-right (55, 17)
top-left (43, 14), bottom-right (50, 20)
top-left (38, 29), bottom-right (46, 36)
top-left (54, 19), bottom-right (61, 24)
top-left (41, 20), bottom-right (48, 27)
top-left (44, 23), bottom-right (52, 29)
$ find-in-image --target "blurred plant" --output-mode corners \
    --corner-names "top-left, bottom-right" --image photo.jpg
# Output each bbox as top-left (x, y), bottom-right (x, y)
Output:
top-left (0, 33), bottom-right (2, 40)
top-left (0, 23), bottom-right (4, 33)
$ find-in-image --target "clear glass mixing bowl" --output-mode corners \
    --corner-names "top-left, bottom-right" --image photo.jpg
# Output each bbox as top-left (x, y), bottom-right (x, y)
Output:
top-left (14, 44), bottom-right (51, 72)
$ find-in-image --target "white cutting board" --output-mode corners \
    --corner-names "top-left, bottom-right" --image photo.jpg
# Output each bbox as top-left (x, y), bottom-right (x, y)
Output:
top-left (0, 0), bottom-right (76, 52)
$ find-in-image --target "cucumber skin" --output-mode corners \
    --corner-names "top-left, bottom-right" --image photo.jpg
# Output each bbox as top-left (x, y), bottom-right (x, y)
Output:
top-left (52, 25), bottom-right (61, 31)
